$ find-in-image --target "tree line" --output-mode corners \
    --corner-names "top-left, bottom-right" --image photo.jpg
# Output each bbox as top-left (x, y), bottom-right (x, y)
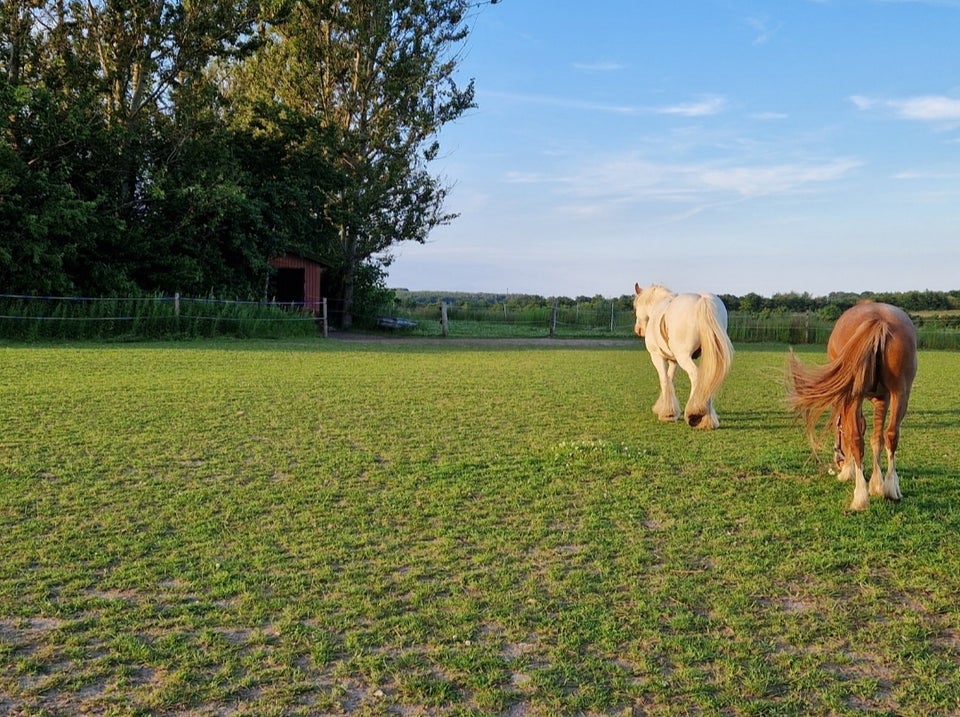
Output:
top-left (1, 0), bottom-right (481, 327)
top-left (394, 288), bottom-right (960, 320)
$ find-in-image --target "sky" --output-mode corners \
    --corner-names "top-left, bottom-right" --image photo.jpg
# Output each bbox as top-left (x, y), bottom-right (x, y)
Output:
top-left (385, 0), bottom-right (960, 299)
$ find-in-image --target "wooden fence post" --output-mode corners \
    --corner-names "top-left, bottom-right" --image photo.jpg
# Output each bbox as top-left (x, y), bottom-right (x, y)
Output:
top-left (174, 292), bottom-right (180, 317)
top-left (440, 302), bottom-right (449, 337)
top-left (550, 300), bottom-right (558, 337)
top-left (322, 297), bottom-right (328, 338)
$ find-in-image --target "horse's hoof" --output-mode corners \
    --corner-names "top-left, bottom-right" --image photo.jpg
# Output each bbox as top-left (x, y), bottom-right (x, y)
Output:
top-left (687, 414), bottom-right (703, 427)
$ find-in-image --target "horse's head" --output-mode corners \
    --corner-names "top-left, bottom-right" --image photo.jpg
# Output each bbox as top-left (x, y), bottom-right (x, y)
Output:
top-left (633, 283), bottom-right (673, 337)
top-left (633, 283), bottom-right (649, 336)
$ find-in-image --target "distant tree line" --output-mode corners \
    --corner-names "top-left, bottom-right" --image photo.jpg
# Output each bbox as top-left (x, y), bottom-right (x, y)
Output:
top-left (394, 288), bottom-right (960, 321)
top-left (1, 1), bottom-right (478, 327)
top-left (720, 290), bottom-right (960, 316)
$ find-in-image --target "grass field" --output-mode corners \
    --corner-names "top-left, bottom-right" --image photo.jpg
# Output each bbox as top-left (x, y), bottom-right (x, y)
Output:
top-left (2, 338), bottom-right (960, 716)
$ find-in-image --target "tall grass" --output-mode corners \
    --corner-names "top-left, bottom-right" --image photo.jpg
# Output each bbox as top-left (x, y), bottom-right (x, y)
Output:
top-left (0, 295), bottom-right (320, 341)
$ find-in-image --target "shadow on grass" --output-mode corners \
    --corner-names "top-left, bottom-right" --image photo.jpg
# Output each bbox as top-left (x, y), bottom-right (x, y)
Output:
top-left (719, 409), bottom-right (798, 431)
top-left (902, 408), bottom-right (960, 430)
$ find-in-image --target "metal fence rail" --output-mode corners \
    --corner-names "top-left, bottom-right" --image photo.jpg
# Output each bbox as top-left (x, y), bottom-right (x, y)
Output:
top-left (392, 303), bottom-right (960, 349)
top-left (3, 294), bottom-right (959, 348)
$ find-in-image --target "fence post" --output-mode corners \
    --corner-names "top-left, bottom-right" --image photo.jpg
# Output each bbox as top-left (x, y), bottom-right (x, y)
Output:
top-left (174, 292), bottom-right (180, 317)
top-left (440, 302), bottom-right (449, 337)
top-left (550, 300), bottom-right (558, 337)
top-left (610, 301), bottom-right (615, 333)
top-left (322, 298), bottom-right (328, 338)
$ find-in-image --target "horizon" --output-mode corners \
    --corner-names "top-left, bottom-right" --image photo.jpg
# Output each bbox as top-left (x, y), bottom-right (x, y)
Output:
top-left (389, 285), bottom-right (960, 302)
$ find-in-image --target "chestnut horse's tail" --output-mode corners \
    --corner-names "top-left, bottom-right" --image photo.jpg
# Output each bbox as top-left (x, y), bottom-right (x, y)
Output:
top-left (786, 317), bottom-right (891, 436)
top-left (690, 296), bottom-right (734, 412)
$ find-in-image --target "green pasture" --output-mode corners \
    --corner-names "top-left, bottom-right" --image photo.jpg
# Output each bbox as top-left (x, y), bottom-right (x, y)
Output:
top-left (1, 339), bottom-right (960, 716)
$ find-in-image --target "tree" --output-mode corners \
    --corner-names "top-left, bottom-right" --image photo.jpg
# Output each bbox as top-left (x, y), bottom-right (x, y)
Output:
top-left (226, 0), bottom-right (476, 327)
top-left (0, 1), bottom-right (127, 294)
top-left (0, 0), bottom-right (280, 296)
top-left (2, 0), bottom-right (483, 307)
top-left (68, 0), bottom-right (268, 294)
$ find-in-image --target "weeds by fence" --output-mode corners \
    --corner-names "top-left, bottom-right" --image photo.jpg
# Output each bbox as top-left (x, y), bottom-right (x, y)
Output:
top-left (0, 294), bottom-right (321, 341)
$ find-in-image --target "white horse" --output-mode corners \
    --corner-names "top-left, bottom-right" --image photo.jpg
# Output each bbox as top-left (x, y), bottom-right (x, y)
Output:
top-left (633, 283), bottom-right (734, 430)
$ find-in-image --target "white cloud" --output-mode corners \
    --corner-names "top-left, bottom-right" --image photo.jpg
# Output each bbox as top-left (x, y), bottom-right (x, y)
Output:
top-left (894, 169), bottom-right (960, 180)
top-left (504, 170), bottom-right (561, 184)
top-left (746, 17), bottom-right (783, 45)
top-left (483, 91), bottom-right (732, 118)
top-left (894, 95), bottom-right (960, 120)
top-left (698, 159), bottom-right (861, 197)
top-left (543, 155), bottom-right (862, 209)
top-left (851, 93), bottom-right (960, 120)
top-left (655, 95), bottom-right (727, 117)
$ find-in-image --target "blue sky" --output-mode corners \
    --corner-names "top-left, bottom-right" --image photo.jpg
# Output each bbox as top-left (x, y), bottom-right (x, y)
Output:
top-left (385, 0), bottom-right (960, 298)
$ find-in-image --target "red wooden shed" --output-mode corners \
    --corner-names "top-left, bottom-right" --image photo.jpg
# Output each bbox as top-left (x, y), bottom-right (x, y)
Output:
top-left (268, 253), bottom-right (327, 314)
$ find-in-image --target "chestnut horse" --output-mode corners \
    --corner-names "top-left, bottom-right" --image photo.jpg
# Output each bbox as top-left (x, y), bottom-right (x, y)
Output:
top-left (786, 301), bottom-right (917, 511)
top-left (633, 283), bottom-right (734, 430)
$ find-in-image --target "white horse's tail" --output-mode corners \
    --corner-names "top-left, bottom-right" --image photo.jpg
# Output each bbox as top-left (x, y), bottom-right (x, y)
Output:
top-left (690, 296), bottom-right (734, 414)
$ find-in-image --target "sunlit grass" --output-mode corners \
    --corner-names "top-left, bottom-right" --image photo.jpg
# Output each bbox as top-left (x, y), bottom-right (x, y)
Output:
top-left (1, 340), bottom-right (959, 715)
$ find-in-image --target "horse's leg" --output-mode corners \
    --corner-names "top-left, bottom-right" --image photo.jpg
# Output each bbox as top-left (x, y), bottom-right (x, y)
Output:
top-left (833, 417), bottom-right (852, 481)
top-left (675, 352), bottom-right (717, 429)
top-left (868, 396), bottom-right (888, 497)
top-left (880, 391), bottom-right (909, 501)
top-left (842, 407), bottom-right (870, 511)
top-left (651, 356), bottom-right (680, 422)
top-left (701, 396), bottom-right (719, 430)
top-left (849, 459), bottom-right (870, 511)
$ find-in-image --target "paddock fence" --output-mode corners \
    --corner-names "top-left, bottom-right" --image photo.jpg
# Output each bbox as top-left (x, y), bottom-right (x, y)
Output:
top-left (0, 293), bottom-right (325, 341)
top-left (3, 294), bottom-right (960, 348)
top-left (385, 302), bottom-right (960, 349)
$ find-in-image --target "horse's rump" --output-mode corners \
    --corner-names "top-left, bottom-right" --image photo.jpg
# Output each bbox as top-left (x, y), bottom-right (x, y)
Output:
top-left (787, 307), bottom-right (911, 438)
top-left (787, 319), bottom-right (881, 427)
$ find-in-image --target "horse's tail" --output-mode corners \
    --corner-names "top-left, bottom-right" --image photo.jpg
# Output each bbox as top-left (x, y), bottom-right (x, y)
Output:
top-left (786, 317), bottom-right (890, 437)
top-left (690, 296), bottom-right (734, 411)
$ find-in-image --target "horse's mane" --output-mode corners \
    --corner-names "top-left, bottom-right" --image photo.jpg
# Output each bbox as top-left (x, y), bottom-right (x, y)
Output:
top-left (635, 284), bottom-right (676, 306)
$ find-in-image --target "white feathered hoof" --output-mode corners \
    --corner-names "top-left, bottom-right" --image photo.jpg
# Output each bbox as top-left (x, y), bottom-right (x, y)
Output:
top-left (686, 409), bottom-right (719, 430)
top-left (883, 471), bottom-right (903, 501)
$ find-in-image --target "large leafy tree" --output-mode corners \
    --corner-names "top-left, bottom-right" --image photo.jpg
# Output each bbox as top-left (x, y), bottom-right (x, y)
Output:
top-left (0, 1), bottom-right (123, 293)
top-left (0, 0), bottom-right (269, 296)
top-left (2, 0), bottom-right (481, 310)
top-left (225, 0), bottom-right (476, 327)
